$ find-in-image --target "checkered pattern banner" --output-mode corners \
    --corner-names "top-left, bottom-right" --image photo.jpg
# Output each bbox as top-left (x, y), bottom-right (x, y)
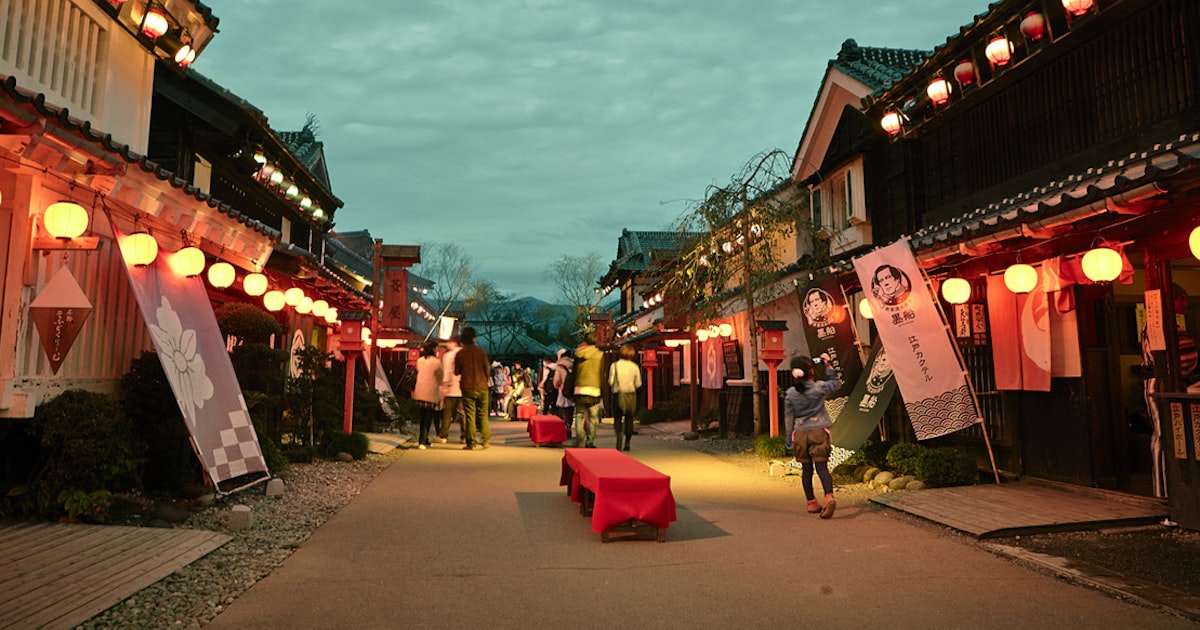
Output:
top-left (111, 221), bottom-right (269, 490)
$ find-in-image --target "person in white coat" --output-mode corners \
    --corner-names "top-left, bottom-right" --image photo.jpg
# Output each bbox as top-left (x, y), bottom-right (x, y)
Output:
top-left (437, 337), bottom-right (464, 443)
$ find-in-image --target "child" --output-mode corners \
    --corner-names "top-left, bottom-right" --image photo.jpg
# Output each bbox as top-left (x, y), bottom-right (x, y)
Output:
top-left (785, 353), bottom-right (841, 518)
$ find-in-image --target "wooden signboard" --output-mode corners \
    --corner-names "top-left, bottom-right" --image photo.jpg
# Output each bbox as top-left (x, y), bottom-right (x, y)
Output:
top-left (722, 340), bottom-right (744, 381)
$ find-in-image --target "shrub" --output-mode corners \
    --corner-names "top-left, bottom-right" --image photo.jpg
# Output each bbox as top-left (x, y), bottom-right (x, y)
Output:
top-left (321, 430), bottom-right (370, 460)
top-left (754, 434), bottom-right (788, 460)
top-left (842, 435), bottom-right (893, 469)
top-left (916, 447), bottom-right (978, 487)
top-left (25, 390), bottom-right (144, 520)
top-left (215, 302), bottom-right (283, 343)
top-left (885, 442), bottom-right (927, 476)
top-left (120, 352), bottom-right (204, 494)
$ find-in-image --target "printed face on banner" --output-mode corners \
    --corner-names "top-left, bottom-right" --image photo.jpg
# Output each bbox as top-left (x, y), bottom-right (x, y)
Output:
top-left (803, 288), bottom-right (836, 328)
top-left (871, 264), bottom-right (913, 308)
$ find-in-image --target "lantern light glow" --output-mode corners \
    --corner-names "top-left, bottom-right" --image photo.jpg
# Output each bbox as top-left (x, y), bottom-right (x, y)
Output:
top-left (142, 8), bottom-right (168, 38)
top-left (927, 78), bottom-right (951, 106)
top-left (170, 246), bottom-right (205, 277)
top-left (207, 262), bottom-right (235, 288)
top-left (264, 290), bottom-right (286, 312)
top-left (43, 201), bottom-right (89, 239)
top-left (859, 299), bottom-right (874, 320)
top-left (1081, 247), bottom-right (1122, 283)
top-left (296, 297), bottom-right (314, 314)
top-left (985, 36), bottom-right (1013, 67)
top-left (942, 277), bottom-right (971, 304)
top-left (1189, 226), bottom-right (1200, 261)
top-left (1062, 0), bottom-right (1094, 17)
top-left (1004, 263), bottom-right (1038, 294)
top-left (120, 232), bottom-right (159, 267)
top-left (243, 273), bottom-right (268, 297)
top-left (881, 111), bottom-right (902, 136)
top-left (284, 287), bottom-right (305, 306)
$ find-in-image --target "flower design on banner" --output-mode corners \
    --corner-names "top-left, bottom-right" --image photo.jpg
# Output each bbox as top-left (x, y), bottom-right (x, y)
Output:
top-left (148, 296), bottom-right (214, 427)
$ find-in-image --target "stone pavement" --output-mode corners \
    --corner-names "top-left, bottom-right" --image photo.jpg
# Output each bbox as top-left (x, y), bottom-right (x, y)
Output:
top-left (207, 419), bottom-right (1197, 628)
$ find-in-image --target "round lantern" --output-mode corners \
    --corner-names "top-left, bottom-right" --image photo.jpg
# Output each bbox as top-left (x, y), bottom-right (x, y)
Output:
top-left (264, 290), bottom-right (286, 312)
top-left (880, 111), bottom-right (902, 136)
top-left (43, 201), bottom-right (89, 239)
top-left (1189, 226), bottom-right (1200, 261)
top-left (1081, 246), bottom-right (1122, 283)
top-left (1020, 11), bottom-right (1047, 41)
top-left (207, 262), bottom-right (235, 288)
top-left (284, 287), bottom-right (305, 306)
top-left (142, 8), bottom-right (168, 38)
top-left (985, 36), bottom-right (1013, 67)
top-left (954, 59), bottom-right (977, 86)
top-left (120, 232), bottom-right (159, 266)
top-left (696, 329), bottom-right (709, 342)
top-left (311, 300), bottom-right (329, 318)
top-left (1004, 263), bottom-right (1038, 294)
top-left (859, 298), bottom-right (874, 320)
top-left (926, 78), bottom-right (951, 106)
top-left (324, 308), bottom-right (339, 324)
top-left (718, 323), bottom-right (733, 337)
top-left (243, 272), bottom-right (268, 296)
top-left (296, 297), bottom-right (314, 315)
top-left (942, 277), bottom-right (971, 304)
top-left (1062, 0), bottom-right (1094, 17)
top-left (170, 246), bottom-right (205, 277)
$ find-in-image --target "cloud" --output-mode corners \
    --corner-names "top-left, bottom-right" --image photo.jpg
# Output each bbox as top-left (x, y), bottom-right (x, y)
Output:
top-left (196, 0), bottom-right (977, 301)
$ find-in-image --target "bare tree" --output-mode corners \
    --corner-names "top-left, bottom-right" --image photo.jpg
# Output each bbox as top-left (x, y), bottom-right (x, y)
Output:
top-left (546, 253), bottom-right (606, 334)
top-left (417, 242), bottom-right (474, 313)
top-left (664, 149), bottom-right (809, 435)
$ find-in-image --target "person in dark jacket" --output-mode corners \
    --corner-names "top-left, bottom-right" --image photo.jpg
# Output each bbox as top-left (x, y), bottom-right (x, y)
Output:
top-left (454, 326), bottom-right (491, 449)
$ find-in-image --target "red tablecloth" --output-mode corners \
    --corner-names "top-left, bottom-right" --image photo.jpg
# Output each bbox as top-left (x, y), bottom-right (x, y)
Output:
top-left (517, 403), bottom-right (538, 420)
top-left (559, 448), bottom-right (677, 533)
top-left (528, 414), bottom-right (567, 444)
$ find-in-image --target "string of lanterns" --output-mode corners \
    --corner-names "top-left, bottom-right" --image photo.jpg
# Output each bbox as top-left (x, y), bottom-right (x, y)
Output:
top-left (42, 200), bottom-right (346, 326)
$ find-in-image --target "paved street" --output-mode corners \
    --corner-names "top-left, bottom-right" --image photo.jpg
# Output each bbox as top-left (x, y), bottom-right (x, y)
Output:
top-left (207, 422), bottom-right (1196, 629)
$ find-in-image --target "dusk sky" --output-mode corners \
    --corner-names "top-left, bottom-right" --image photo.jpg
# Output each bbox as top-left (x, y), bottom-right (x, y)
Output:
top-left (194, 0), bottom-right (978, 302)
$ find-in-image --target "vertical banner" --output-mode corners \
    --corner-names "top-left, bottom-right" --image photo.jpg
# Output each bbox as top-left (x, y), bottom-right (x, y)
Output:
top-left (798, 273), bottom-right (863, 398)
top-left (987, 265), bottom-right (1055, 390)
top-left (112, 222), bottom-right (268, 490)
top-left (852, 238), bottom-right (979, 440)
top-left (381, 268), bottom-right (409, 329)
top-left (831, 340), bottom-right (897, 450)
top-left (29, 270), bottom-right (93, 374)
top-left (701, 339), bottom-right (724, 389)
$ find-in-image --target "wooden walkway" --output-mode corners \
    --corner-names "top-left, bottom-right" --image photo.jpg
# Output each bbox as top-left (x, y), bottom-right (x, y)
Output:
top-left (870, 480), bottom-right (1170, 539)
top-left (0, 521), bottom-right (230, 629)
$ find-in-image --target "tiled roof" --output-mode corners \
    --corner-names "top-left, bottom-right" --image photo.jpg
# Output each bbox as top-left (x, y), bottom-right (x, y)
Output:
top-left (611, 229), bottom-right (695, 273)
top-left (831, 39), bottom-right (927, 93)
top-left (0, 74), bottom-right (279, 239)
top-left (278, 128), bottom-right (326, 180)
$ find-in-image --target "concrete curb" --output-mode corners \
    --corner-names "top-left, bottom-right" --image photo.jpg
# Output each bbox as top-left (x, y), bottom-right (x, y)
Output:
top-left (985, 543), bottom-right (1200, 623)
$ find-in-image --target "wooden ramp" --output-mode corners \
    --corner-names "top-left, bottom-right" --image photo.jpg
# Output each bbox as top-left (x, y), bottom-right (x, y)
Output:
top-left (869, 481), bottom-right (1170, 539)
top-left (0, 521), bottom-right (230, 629)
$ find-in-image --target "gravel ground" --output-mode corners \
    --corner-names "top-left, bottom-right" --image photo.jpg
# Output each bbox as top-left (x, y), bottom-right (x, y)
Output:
top-left (78, 430), bottom-right (1200, 628)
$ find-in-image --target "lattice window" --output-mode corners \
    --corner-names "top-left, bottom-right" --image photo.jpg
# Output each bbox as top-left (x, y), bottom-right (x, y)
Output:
top-left (0, 0), bottom-right (107, 118)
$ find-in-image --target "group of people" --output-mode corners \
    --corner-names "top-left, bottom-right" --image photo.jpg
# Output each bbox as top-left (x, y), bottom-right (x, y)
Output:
top-left (412, 327), bottom-right (840, 518)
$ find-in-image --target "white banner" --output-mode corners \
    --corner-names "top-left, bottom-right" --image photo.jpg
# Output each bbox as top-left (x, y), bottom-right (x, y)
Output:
top-left (113, 221), bottom-right (269, 490)
top-left (852, 238), bottom-right (979, 440)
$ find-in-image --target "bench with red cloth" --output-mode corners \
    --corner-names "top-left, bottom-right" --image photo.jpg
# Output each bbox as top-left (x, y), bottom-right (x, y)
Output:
top-left (559, 448), bottom-right (676, 542)
top-left (517, 403), bottom-right (538, 420)
top-left (528, 414), bottom-right (567, 446)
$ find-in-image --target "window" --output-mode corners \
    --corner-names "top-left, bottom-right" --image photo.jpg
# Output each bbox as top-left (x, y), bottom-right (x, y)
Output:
top-left (810, 186), bottom-right (823, 230)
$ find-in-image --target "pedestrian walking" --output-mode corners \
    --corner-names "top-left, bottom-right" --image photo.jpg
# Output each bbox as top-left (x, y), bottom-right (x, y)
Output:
top-left (454, 326), bottom-right (492, 449)
top-left (411, 341), bottom-right (442, 449)
top-left (571, 332), bottom-right (604, 448)
top-left (539, 355), bottom-right (558, 415)
top-left (553, 349), bottom-right (575, 432)
top-left (438, 336), bottom-right (464, 443)
top-left (608, 343), bottom-right (642, 451)
top-left (785, 353), bottom-right (841, 518)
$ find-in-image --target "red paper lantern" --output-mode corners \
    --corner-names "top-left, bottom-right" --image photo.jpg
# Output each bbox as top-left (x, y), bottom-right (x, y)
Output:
top-left (1020, 11), bottom-right (1047, 41)
top-left (954, 59), bottom-right (977, 87)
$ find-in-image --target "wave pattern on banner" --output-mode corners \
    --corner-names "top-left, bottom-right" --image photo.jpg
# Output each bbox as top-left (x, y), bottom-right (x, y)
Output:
top-left (906, 385), bottom-right (977, 440)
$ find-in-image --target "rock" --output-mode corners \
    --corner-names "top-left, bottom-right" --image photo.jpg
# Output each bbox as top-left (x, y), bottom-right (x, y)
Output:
top-left (228, 505), bottom-right (253, 530)
top-left (336, 452), bottom-right (354, 462)
top-left (888, 477), bottom-right (909, 491)
top-left (683, 431), bottom-right (700, 441)
top-left (265, 478), bottom-right (285, 498)
top-left (862, 467), bottom-right (881, 483)
top-left (873, 471), bottom-right (895, 487)
top-left (194, 493), bottom-right (216, 508)
top-left (906, 480), bottom-right (927, 491)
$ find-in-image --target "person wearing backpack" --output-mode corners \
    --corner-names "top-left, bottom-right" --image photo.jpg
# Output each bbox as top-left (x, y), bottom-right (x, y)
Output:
top-left (552, 349), bottom-right (574, 432)
top-left (571, 332), bottom-right (604, 448)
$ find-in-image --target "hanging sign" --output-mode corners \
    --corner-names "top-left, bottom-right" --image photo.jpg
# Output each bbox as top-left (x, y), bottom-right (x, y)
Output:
top-left (30, 270), bottom-right (93, 374)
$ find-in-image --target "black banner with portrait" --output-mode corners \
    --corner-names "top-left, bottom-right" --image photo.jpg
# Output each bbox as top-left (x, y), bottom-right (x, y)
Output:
top-left (798, 272), bottom-right (863, 399)
top-left (830, 339), bottom-right (897, 451)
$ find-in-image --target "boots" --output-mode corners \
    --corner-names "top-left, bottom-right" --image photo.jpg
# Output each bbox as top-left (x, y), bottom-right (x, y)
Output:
top-left (615, 434), bottom-right (624, 450)
top-left (622, 434), bottom-right (631, 451)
